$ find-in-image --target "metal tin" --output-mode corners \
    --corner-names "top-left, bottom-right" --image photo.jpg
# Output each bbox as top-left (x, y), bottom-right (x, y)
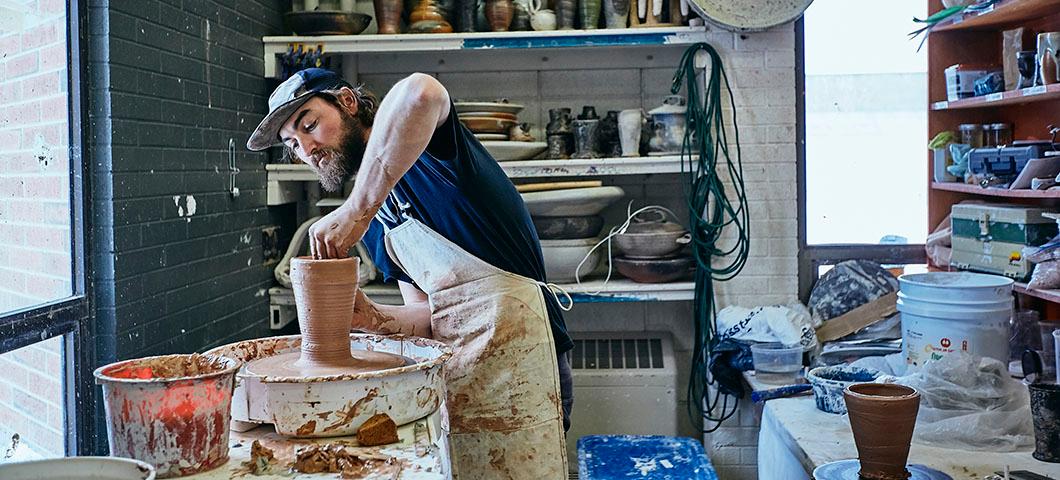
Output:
top-left (94, 354), bottom-right (240, 478)
top-left (205, 333), bottom-right (450, 438)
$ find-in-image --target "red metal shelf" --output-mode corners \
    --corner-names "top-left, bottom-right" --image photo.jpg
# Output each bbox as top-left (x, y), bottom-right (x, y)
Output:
top-left (931, 84), bottom-right (1060, 110)
top-left (931, 182), bottom-right (1060, 198)
top-left (1014, 281), bottom-right (1060, 303)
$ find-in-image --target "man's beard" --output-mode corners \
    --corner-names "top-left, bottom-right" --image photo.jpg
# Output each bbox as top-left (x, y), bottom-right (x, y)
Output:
top-left (317, 113), bottom-right (368, 193)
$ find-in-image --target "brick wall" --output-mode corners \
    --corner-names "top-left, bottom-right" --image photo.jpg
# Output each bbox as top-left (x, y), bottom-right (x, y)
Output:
top-left (354, 24), bottom-right (797, 480)
top-left (86, 0), bottom-right (284, 389)
top-left (0, 0), bottom-right (70, 459)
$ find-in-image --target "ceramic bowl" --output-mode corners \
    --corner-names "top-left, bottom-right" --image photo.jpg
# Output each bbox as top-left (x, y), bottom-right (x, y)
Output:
top-left (540, 238), bottom-right (602, 283)
top-left (461, 116), bottom-right (518, 133)
top-left (283, 11), bottom-right (373, 35)
top-left (454, 101), bottom-right (524, 115)
top-left (482, 141), bottom-right (548, 161)
top-left (806, 365), bottom-right (881, 414)
top-left (521, 186), bottom-right (625, 217)
top-left (0, 457), bottom-right (156, 480)
top-left (533, 215), bottom-right (604, 240)
top-left (458, 111), bottom-right (519, 121)
top-left (613, 255), bottom-right (694, 283)
top-left (614, 221), bottom-right (690, 258)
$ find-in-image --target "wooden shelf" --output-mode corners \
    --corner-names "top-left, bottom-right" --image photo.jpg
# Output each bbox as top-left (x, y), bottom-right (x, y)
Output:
top-left (931, 182), bottom-right (1060, 198)
top-left (1014, 281), bottom-right (1060, 303)
top-left (263, 26), bottom-right (709, 77)
top-left (933, 0), bottom-right (1060, 32)
top-left (931, 83), bottom-right (1060, 110)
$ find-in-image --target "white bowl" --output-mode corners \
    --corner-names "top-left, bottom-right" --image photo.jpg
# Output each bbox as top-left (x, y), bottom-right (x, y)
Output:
top-left (522, 186), bottom-right (625, 217)
top-left (483, 141), bottom-right (548, 161)
top-left (541, 238), bottom-right (602, 283)
top-left (0, 457), bottom-right (156, 480)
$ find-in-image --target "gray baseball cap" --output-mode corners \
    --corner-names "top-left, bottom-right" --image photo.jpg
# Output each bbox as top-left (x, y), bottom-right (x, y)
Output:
top-left (247, 68), bottom-right (351, 151)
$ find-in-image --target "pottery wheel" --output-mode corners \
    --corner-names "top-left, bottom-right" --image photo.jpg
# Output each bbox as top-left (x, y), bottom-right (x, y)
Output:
top-left (244, 350), bottom-right (410, 378)
top-left (813, 460), bottom-right (953, 480)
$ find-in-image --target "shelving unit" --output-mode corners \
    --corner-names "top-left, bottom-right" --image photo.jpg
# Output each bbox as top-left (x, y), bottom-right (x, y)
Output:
top-left (261, 26), bottom-right (707, 329)
top-left (926, 0), bottom-right (1060, 314)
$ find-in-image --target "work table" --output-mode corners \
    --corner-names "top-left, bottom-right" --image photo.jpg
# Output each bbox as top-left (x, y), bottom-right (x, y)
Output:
top-left (759, 393), bottom-right (1060, 479)
top-left (183, 413), bottom-right (449, 479)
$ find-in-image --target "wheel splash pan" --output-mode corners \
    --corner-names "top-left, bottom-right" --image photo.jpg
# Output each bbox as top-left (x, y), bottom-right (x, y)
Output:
top-left (205, 334), bottom-right (450, 438)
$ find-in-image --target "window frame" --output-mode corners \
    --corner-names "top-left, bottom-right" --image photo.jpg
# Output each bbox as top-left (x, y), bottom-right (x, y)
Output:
top-left (794, 18), bottom-right (927, 302)
top-left (0, 0), bottom-right (95, 456)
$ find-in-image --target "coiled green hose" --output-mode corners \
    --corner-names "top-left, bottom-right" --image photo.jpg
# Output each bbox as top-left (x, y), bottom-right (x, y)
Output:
top-left (672, 43), bottom-right (751, 431)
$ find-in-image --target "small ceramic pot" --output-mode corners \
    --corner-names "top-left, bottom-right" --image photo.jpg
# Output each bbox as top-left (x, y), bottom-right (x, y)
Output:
top-left (578, 105), bottom-right (599, 120)
top-left (578, 0), bottom-right (601, 29)
top-left (546, 107), bottom-right (573, 135)
top-left (374, 0), bottom-right (403, 33)
top-left (602, 0), bottom-right (629, 28)
top-left (485, 0), bottom-right (514, 31)
top-left (555, 0), bottom-right (576, 29)
top-left (455, 0), bottom-right (477, 31)
top-left (618, 108), bottom-right (644, 157)
top-left (597, 110), bottom-right (621, 157)
top-left (647, 95), bottom-right (686, 155)
top-left (547, 134), bottom-right (571, 159)
top-left (1037, 32), bottom-right (1060, 85)
top-left (572, 119), bottom-right (599, 158)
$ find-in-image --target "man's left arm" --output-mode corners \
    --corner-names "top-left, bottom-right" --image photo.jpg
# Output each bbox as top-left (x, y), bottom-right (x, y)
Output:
top-left (309, 73), bottom-right (451, 259)
top-left (351, 281), bottom-right (432, 338)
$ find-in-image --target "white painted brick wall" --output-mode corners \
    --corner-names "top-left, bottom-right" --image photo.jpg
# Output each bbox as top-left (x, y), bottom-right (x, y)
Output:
top-left (351, 23), bottom-right (797, 480)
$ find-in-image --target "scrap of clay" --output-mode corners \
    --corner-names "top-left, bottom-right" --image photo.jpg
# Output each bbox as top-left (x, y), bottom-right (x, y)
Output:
top-left (357, 413), bottom-right (399, 447)
top-left (239, 440), bottom-right (276, 475)
top-left (292, 444), bottom-right (402, 478)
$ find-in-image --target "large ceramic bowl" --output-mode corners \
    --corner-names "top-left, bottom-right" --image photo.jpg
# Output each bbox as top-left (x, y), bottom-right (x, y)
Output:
top-left (533, 215), bottom-right (604, 240)
top-left (613, 255), bottom-right (694, 283)
top-left (522, 186), bottom-right (625, 217)
top-left (614, 220), bottom-right (690, 258)
top-left (284, 11), bottom-right (373, 35)
top-left (483, 141), bottom-right (548, 161)
top-left (0, 457), bottom-right (156, 480)
top-left (541, 238), bottom-right (602, 283)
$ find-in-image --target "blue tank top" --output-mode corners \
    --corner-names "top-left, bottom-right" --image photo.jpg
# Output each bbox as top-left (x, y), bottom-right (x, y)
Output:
top-left (361, 103), bottom-right (573, 355)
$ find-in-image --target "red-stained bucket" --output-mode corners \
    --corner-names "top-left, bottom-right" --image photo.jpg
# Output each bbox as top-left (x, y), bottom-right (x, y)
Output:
top-left (94, 354), bottom-right (241, 478)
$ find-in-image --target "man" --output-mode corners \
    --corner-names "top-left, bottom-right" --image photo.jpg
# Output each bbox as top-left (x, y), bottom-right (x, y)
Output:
top-left (247, 68), bottom-right (572, 477)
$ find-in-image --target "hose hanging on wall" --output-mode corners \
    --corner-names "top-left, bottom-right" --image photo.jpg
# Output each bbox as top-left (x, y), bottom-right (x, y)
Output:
top-left (672, 43), bottom-right (751, 432)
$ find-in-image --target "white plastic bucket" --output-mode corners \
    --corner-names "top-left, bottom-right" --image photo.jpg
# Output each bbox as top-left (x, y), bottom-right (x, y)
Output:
top-left (897, 272), bottom-right (1013, 367)
top-left (1054, 329), bottom-right (1059, 381)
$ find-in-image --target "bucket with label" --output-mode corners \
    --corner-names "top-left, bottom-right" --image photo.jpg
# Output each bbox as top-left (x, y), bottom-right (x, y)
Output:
top-left (897, 272), bottom-right (1013, 366)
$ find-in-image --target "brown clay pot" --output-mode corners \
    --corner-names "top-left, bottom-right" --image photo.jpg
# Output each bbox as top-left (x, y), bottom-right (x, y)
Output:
top-left (410, 0), bottom-right (454, 32)
top-left (843, 383), bottom-right (921, 480)
top-left (485, 0), bottom-right (514, 31)
top-left (373, 0), bottom-right (403, 33)
top-left (290, 256), bottom-right (360, 367)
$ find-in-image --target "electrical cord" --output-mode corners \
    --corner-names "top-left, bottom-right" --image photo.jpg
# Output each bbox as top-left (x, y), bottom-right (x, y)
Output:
top-left (672, 43), bottom-right (751, 432)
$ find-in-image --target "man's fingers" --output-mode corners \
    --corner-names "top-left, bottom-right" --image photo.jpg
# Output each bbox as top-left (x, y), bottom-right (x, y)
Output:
top-left (308, 231), bottom-right (318, 259)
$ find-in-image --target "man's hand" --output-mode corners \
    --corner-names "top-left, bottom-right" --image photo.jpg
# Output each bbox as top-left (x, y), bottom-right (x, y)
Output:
top-left (309, 206), bottom-right (372, 259)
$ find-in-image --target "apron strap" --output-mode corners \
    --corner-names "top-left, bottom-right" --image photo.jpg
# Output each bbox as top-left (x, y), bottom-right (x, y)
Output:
top-left (537, 281), bottom-right (574, 311)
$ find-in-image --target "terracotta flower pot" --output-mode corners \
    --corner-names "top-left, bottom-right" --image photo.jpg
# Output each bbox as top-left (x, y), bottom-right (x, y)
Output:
top-left (484, 0), bottom-right (514, 31)
top-left (373, 0), bottom-right (403, 33)
top-left (843, 383), bottom-right (921, 480)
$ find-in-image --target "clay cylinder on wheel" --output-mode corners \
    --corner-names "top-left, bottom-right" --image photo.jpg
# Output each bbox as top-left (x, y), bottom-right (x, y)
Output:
top-left (290, 256), bottom-right (360, 367)
top-left (843, 383), bottom-right (920, 480)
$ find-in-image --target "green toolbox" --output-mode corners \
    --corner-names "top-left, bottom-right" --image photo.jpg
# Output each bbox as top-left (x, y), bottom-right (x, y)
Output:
top-left (951, 203), bottom-right (1057, 280)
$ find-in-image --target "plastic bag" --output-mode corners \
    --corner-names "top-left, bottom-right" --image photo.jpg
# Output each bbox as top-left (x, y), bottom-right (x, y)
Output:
top-left (716, 303), bottom-right (816, 351)
top-left (1029, 261), bottom-right (1060, 289)
top-left (884, 353), bottom-right (1033, 451)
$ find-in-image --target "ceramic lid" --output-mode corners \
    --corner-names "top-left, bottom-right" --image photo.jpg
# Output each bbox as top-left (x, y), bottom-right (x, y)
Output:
top-left (648, 95), bottom-right (686, 116)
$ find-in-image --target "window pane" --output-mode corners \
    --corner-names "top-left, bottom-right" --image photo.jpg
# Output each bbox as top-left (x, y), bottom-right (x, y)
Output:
top-left (0, 2), bottom-right (72, 314)
top-left (0, 335), bottom-right (65, 461)
top-left (804, 0), bottom-right (928, 245)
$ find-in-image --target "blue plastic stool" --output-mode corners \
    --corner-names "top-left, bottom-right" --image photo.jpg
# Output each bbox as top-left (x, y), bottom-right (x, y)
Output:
top-left (577, 435), bottom-right (719, 480)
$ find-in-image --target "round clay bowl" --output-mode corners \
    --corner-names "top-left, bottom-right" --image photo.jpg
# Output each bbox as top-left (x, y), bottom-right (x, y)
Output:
top-left (614, 221), bottom-right (688, 258)
top-left (283, 11), bottom-right (373, 35)
top-left (458, 111), bottom-right (519, 121)
top-left (533, 215), bottom-right (604, 240)
top-left (460, 116), bottom-right (517, 133)
top-left (613, 255), bottom-right (694, 283)
top-left (540, 237), bottom-right (602, 283)
top-left (521, 186), bottom-right (625, 217)
top-left (454, 101), bottom-right (524, 115)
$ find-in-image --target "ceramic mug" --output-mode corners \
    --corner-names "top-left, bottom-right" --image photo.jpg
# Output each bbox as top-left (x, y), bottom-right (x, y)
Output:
top-left (529, 0), bottom-right (557, 30)
top-left (1037, 32), bottom-right (1060, 85)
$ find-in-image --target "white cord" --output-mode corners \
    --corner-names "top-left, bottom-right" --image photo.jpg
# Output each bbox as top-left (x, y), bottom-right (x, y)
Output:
top-left (573, 201), bottom-right (683, 295)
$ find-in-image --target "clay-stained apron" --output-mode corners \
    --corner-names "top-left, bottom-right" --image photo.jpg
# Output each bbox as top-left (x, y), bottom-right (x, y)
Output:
top-left (385, 218), bottom-right (567, 479)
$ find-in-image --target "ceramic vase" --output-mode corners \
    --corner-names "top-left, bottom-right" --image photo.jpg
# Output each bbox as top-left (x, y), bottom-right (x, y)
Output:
top-left (485, 0), bottom-right (514, 31)
top-left (602, 0), bottom-right (629, 28)
top-left (618, 109), bottom-right (643, 157)
top-left (511, 0), bottom-right (532, 30)
top-left (410, 0), bottom-right (453, 32)
top-left (647, 95), bottom-right (686, 154)
top-left (546, 134), bottom-right (570, 159)
top-left (572, 119), bottom-right (599, 158)
top-left (555, 0), bottom-right (576, 29)
top-left (455, 0), bottom-right (477, 31)
top-left (547, 107), bottom-right (573, 135)
top-left (578, 0), bottom-right (601, 29)
top-left (843, 384), bottom-right (921, 480)
top-left (374, 0), bottom-right (404, 33)
top-left (577, 105), bottom-right (598, 120)
top-left (1037, 32), bottom-right (1060, 85)
top-left (597, 110), bottom-right (621, 157)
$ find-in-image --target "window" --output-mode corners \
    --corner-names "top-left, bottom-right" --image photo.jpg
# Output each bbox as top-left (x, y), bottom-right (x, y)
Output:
top-left (797, 0), bottom-right (928, 298)
top-left (0, 0), bottom-right (88, 458)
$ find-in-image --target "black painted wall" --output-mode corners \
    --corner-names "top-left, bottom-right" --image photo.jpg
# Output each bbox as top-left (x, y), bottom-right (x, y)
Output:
top-left (87, 0), bottom-right (284, 381)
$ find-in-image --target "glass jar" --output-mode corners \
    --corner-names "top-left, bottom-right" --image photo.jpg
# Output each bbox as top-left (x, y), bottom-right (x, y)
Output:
top-left (958, 123), bottom-right (983, 148)
top-left (985, 123), bottom-right (1012, 147)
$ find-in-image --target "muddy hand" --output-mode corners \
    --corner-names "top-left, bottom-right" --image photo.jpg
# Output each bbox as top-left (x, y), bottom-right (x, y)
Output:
top-left (308, 206), bottom-right (362, 259)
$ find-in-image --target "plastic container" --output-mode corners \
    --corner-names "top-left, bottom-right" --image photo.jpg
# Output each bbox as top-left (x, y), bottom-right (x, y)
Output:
top-left (958, 123), bottom-right (984, 148)
top-left (897, 272), bottom-right (1013, 366)
top-left (751, 342), bottom-right (802, 384)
